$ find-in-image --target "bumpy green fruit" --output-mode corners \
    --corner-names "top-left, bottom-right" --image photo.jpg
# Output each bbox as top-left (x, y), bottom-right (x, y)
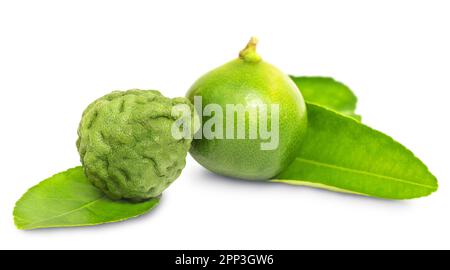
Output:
top-left (186, 38), bottom-right (307, 180)
top-left (77, 89), bottom-right (193, 201)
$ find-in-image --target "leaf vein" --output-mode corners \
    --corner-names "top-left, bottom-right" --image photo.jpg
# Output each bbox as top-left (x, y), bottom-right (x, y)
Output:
top-left (22, 195), bottom-right (106, 228)
top-left (296, 157), bottom-right (436, 190)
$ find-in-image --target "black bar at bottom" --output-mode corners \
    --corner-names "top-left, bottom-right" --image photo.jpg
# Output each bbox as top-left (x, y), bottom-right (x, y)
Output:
top-left (0, 250), bottom-right (446, 268)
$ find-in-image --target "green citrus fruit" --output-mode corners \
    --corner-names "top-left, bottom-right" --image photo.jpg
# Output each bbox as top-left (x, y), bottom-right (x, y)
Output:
top-left (77, 90), bottom-right (193, 201)
top-left (186, 37), bottom-right (307, 180)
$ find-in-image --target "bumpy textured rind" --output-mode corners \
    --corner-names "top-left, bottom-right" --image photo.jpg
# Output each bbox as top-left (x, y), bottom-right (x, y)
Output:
top-left (77, 89), bottom-right (193, 201)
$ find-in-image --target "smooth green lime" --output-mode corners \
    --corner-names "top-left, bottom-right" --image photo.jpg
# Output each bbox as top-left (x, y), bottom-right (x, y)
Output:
top-left (186, 38), bottom-right (307, 179)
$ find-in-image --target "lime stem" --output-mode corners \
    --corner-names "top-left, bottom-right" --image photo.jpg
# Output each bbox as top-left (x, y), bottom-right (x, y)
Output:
top-left (239, 37), bottom-right (262, 63)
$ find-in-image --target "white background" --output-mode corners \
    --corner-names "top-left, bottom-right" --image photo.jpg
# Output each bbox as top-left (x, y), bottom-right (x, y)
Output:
top-left (1, 0), bottom-right (449, 250)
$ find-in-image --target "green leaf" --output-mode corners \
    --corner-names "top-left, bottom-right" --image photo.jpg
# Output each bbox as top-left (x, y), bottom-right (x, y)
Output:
top-left (273, 103), bottom-right (438, 199)
top-left (290, 76), bottom-right (361, 120)
top-left (13, 167), bottom-right (160, 230)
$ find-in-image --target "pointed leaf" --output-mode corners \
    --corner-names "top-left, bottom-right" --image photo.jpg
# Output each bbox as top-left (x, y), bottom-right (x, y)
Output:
top-left (273, 103), bottom-right (437, 199)
top-left (291, 76), bottom-right (361, 120)
top-left (13, 167), bottom-right (160, 230)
